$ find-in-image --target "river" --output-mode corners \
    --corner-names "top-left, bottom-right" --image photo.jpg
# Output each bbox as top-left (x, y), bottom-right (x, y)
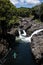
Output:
top-left (4, 42), bottom-right (37, 65)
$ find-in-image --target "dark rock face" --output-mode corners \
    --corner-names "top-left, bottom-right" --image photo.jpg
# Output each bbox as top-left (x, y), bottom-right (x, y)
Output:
top-left (0, 40), bottom-right (8, 59)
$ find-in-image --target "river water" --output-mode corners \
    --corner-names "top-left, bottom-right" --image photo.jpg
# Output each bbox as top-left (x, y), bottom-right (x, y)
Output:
top-left (4, 42), bottom-right (37, 65)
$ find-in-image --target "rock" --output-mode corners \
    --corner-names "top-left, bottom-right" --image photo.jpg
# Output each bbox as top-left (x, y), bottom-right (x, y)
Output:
top-left (31, 32), bottom-right (43, 64)
top-left (0, 39), bottom-right (8, 58)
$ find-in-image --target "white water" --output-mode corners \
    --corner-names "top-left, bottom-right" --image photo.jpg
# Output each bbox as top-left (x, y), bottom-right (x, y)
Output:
top-left (21, 30), bottom-right (26, 36)
top-left (18, 29), bottom-right (26, 37)
top-left (16, 29), bottom-right (43, 43)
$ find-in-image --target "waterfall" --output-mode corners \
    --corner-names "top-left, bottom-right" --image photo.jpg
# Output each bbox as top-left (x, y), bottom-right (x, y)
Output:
top-left (18, 29), bottom-right (26, 38)
top-left (30, 29), bottom-right (43, 39)
top-left (16, 29), bottom-right (43, 43)
top-left (22, 30), bottom-right (26, 36)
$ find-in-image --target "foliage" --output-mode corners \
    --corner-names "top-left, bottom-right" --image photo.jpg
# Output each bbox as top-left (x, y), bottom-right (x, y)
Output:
top-left (32, 3), bottom-right (43, 21)
top-left (40, 3), bottom-right (43, 21)
top-left (17, 7), bottom-right (31, 17)
top-left (0, 0), bottom-right (17, 34)
top-left (8, 16), bottom-right (19, 25)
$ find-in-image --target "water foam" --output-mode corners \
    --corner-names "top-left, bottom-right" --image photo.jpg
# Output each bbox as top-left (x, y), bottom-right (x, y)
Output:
top-left (16, 29), bottom-right (43, 43)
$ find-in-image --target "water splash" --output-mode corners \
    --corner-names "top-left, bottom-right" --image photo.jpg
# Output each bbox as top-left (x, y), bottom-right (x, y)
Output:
top-left (30, 29), bottom-right (43, 38)
top-left (16, 29), bottom-right (43, 43)
top-left (18, 29), bottom-right (26, 37)
top-left (22, 30), bottom-right (26, 36)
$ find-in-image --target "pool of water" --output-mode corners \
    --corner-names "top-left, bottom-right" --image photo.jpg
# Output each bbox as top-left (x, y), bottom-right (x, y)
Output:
top-left (4, 42), bottom-right (37, 65)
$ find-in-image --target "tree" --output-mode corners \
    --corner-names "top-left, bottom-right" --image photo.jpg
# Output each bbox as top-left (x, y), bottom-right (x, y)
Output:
top-left (40, 3), bottom-right (43, 21)
top-left (32, 5), bottom-right (40, 19)
top-left (32, 3), bottom-right (43, 21)
top-left (17, 7), bottom-right (31, 17)
top-left (0, 0), bottom-right (17, 35)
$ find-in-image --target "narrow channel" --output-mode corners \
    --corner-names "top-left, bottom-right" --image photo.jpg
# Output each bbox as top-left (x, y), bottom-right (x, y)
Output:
top-left (4, 42), bottom-right (37, 65)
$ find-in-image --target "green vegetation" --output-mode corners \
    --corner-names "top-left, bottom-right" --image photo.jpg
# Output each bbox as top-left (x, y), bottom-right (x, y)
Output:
top-left (0, 0), bottom-right (43, 35)
top-left (0, 0), bottom-right (17, 34)
top-left (17, 7), bottom-right (31, 17)
top-left (32, 3), bottom-right (43, 21)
